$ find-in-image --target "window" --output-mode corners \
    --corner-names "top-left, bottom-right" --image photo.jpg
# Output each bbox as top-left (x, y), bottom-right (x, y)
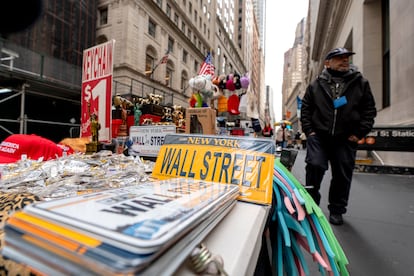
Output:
top-left (168, 36), bottom-right (174, 53)
top-left (148, 18), bottom-right (156, 37)
top-left (156, 0), bottom-right (162, 8)
top-left (222, 55), bottom-right (227, 74)
top-left (174, 13), bottom-right (179, 25)
top-left (188, 29), bottom-right (192, 38)
top-left (189, 2), bottom-right (192, 14)
top-left (166, 67), bottom-right (173, 87)
top-left (181, 21), bottom-right (186, 33)
top-left (194, 11), bottom-right (197, 23)
top-left (99, 7), bottom-right (108, 26)
top-left (182, 50), bottom-right (188, 63)
top-left (145, 54), bottom-right (155, 78)
top-left (194, 60), bottom-right (199, 72)
top-left (181, 71), bottom-right (189, 94)
top-left (166, 4), bottom-right (171, 18)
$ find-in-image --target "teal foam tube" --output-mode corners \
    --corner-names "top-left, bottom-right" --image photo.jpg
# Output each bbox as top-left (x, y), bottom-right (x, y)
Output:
top-left (300, 219), bottom-right (316, 253)
top-left (274, 158), bottom-right (349, 275)
top-left (283, 211), bottom-right (306, 236)
top-left (291, 234), bottom-right (310, 275)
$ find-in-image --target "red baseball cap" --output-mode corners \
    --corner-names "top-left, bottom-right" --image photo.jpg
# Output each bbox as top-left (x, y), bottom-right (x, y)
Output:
top-left (0, 134), bottom-right (66, 164)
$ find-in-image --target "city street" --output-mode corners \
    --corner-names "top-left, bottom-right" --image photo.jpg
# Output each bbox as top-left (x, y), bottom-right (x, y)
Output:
top-left (291, 149), bottom-right (414, 276)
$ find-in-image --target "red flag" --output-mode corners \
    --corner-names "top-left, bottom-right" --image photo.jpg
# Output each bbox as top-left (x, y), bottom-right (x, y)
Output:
top-left (198, 52), bottom-right (215, 76)
top-left (160, 54), bottom-right (169, 64)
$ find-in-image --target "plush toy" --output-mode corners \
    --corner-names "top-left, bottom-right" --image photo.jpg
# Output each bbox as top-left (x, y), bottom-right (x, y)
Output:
top-left (233, 72), bottom-right (242, 90)
top-left (188, 75), bottom-right (214, 107)
top-left (225, 74), bottom-right (236, 91)
top-left (240, 74), bottom-right (250, 89)
top-left (217, 75), bottom-right (227, 89)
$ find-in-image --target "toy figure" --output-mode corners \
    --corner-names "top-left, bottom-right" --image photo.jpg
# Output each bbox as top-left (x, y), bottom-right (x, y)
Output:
top-left (90, 113), bottom-right (101, 143)
top-left (134, 103), bottom-right (142, 126)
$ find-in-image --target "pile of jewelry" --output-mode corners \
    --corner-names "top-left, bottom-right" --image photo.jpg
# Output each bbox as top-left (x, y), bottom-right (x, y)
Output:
top-left (0, 151), bottom-right (155, 200)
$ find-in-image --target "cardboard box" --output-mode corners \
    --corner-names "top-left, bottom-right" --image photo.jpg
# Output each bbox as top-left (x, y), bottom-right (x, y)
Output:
top-left (185, 108), bottom-right (216, 135)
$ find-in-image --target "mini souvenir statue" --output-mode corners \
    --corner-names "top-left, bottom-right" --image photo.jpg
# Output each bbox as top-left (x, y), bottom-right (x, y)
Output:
top-left (162, 106), bottom-right (173, 123)
top-left (86, 102), bottom-right (102, 154)
top-left (133, 99), bottom-right (142, 126)
top-left (90, 113), bottom-right (101, 143)
top-left (172, 105), bottom-right (184, 127)
top-left (142, 118), bottom-right (153, 125)
top-left (149, 93), bottom-right (163, 105)
top-left (116, 96), bottom-right (133, 136)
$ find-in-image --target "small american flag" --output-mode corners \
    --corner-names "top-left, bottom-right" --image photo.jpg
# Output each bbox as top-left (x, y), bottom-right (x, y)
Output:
top-left (198, 52), bottom-right (215, 76)
top-left (160, 54), bottom-right (169, 64)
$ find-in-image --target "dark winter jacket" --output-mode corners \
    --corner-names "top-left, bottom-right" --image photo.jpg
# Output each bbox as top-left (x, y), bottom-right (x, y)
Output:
top-left (301, 67), bottom-right (376, 139)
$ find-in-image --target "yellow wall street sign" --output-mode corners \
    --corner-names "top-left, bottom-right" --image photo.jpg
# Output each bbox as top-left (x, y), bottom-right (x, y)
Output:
top-left (152, 134), bottom-right (276, 205)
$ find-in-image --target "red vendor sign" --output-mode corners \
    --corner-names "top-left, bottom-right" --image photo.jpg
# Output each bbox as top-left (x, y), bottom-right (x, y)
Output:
top-left (81, 40), bottom-right (115, 142)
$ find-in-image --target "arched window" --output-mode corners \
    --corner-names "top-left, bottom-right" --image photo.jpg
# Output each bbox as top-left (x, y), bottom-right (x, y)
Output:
top-left (145, 45), bottom-right (157, 78)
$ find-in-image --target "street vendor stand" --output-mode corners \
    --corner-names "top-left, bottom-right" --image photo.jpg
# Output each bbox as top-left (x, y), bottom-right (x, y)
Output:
top-left (0, 132), bottom-right (349, 275)
top-left (174, 201), bottom-right (270, 275)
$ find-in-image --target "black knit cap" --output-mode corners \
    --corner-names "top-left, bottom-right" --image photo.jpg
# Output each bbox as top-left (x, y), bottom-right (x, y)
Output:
top-left (325, 47), bottom-right (355, 60)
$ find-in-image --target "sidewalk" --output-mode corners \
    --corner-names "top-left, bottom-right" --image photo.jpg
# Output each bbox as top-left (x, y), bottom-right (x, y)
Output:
top-left (291, 149), bottom-right (414, 276)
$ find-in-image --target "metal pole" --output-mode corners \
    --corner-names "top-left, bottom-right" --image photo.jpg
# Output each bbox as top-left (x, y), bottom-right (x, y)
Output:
top-left (19, 84), bottom-right (27, 134)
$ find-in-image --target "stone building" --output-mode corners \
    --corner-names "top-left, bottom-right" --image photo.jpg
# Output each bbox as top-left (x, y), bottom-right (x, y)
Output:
top-left (304, 0), bottom-right (414, 167)
top-left (96, 0), bottom-right (263, 117)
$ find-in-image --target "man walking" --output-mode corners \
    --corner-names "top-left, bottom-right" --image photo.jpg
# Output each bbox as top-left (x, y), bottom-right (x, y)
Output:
top-left (301, 47), bottom-right (377, 225)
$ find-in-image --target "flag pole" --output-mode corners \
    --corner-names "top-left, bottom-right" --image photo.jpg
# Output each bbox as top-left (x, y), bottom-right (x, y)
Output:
top-left (150, 50), bottom-right (169, 76)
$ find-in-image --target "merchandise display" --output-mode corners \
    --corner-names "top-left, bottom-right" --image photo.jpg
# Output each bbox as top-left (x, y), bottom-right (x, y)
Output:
top-left (4, 178), bottom-right (238, 275)
top-left (0, 131), bottom-right (349, 275)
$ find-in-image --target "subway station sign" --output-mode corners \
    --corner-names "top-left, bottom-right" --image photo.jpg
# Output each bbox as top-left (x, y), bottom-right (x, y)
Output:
top-left (152, 134), bottom-right (276, 205)
top-left (357, 127), bottom-right (414, 152)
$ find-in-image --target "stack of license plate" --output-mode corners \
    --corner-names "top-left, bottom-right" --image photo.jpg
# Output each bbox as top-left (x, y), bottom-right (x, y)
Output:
top-left (3, 178), bottom-right (239, 275)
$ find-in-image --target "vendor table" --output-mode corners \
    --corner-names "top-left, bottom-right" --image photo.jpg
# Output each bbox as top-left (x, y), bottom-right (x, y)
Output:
top-left (174, 201), bottom-right (270, 275)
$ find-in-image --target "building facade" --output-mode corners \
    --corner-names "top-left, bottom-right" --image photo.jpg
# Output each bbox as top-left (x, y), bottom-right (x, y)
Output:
top-left (95, 0), bottom-right (265, 125)
top-left (0, 0), bottom-right (97, 142)
top-left (303, 0), bottom-right (414, 166)
top-left (281, 18), bottom-right (306, 131)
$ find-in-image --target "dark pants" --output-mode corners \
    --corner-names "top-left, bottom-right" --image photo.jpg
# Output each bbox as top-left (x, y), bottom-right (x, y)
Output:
top-left (305, 134), bottom-right (357, 215)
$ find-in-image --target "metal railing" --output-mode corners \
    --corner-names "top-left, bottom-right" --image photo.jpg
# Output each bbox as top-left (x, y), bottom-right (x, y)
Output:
top-left (1, 39), bottom-right (82, 88)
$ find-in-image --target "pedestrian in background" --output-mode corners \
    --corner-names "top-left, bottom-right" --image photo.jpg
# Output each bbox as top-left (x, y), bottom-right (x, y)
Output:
top-left (300, 132), bottom-right (307, 149)
top-left (295, 131), bottom-right (301, 149)
top-left (275, 123), bottom-right (291, 148)
top-left (262, 122), bottom-right (274, 138)
top-left (301, 47), bottom-right (376, 225)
